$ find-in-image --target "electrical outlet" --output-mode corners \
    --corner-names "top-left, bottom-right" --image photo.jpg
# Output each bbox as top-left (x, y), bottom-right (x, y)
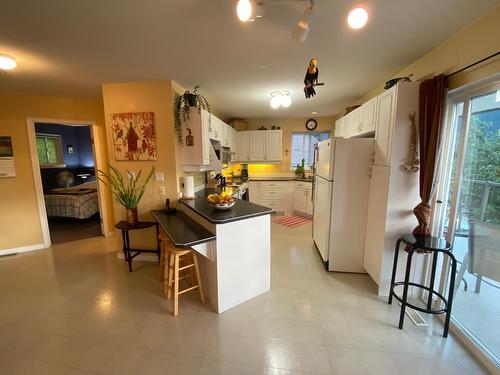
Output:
top-left (158, 185), bottom-right (165, 195)
top-left (155, 171), bottom-right (165, 181)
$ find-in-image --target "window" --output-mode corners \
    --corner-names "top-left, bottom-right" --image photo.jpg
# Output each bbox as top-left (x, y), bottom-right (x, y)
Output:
top-left (36, 134), bottom-right (65, 167)
top-left (291, 131), bottom-right (330, 169)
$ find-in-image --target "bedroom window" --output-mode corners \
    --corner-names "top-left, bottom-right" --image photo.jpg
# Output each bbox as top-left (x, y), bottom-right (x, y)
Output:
top-left (291, 131), bottom-right (330, 169)
top-left (36, 134), bottom-right (65, 167)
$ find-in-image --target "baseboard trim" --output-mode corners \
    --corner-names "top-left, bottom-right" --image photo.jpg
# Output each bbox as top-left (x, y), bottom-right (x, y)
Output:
top-left (0, 243), bottom-right (46, 257)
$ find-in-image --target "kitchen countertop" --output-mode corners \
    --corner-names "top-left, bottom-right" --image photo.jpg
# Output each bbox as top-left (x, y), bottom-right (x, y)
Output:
top-left (151, 210), bottom-right (216, 248)
top-left (248, 176), bottom-right (314, 182)
top-left (179, 189), bottom-right (272, 224)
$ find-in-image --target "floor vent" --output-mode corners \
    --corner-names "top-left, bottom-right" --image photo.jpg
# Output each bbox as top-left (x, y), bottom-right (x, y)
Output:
top-left (405, 307), bottom-right (428, 327)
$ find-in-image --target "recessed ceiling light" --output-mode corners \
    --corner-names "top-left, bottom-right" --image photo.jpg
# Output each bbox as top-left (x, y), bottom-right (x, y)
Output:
top-left (311, 111), bottom-right (318, 115)
top-left (347, 7), bottom-right (368, 29)
top-left (0, 54), bottom-right (17, 70)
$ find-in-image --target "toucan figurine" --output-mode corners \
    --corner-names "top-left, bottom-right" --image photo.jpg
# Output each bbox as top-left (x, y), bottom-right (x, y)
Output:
top-left (304, 59), bottom-right (324, 99)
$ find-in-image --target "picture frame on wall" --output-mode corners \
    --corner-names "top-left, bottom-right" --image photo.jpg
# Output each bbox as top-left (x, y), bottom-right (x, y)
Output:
top-left (0, 136), bottom-right (14, 157)
top-left (111, 112), bottom-right (157, 161)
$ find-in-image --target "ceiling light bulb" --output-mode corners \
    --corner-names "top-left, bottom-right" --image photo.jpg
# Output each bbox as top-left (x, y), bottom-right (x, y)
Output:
top-left (270, 96), bottom-right (281, 109)
top-left (347, 7), bottom-right (368, 29)
top-left (281, 95), bottom-right (292, 108)
top-left (237, 0), bottom-right (253, 22)
top-left (255, 2), bottom-right (264, 18)
top-left (0, 54), bottom-right (17, 70)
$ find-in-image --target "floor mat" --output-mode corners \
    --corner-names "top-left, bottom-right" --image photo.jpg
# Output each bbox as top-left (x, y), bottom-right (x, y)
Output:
top-left (273, 214), bottom-right (312, 228)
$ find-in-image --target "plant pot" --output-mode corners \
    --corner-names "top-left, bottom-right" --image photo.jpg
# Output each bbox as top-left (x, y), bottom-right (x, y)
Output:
top-left (126, 207), bottom-right (138, 226)
top-left (185, 93), bottom-right (198, 107)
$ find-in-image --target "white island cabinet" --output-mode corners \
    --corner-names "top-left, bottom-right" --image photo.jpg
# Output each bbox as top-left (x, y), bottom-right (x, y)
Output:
top-left (175, 195), bottom-right (272, 313)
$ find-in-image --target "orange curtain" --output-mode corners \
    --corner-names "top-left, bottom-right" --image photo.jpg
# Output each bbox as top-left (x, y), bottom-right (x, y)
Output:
top-left (412, 74), bottom-right (448, 236)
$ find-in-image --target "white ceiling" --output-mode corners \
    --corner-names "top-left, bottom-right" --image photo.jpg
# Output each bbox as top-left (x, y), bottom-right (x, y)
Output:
top-left (0, 0), bottom-right (498, 118)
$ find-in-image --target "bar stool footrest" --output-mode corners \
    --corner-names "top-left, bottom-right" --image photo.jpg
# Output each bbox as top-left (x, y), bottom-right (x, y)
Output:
top-left (391, 281), bottom-right (448, 314)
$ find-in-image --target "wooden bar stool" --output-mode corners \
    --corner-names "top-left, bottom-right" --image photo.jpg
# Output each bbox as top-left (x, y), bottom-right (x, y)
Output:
top-left (158, 232), bottom-right (205, 316)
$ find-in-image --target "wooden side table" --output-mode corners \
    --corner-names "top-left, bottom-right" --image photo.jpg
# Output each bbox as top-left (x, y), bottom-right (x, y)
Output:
top-left (115, 221), bottom-right (160, 272)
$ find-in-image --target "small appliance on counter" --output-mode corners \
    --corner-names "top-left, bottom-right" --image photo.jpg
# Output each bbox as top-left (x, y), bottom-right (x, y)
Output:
top-left (240, 164), bottom-right (249, 181)
top-left (180, 175), bottom-right (195, 199)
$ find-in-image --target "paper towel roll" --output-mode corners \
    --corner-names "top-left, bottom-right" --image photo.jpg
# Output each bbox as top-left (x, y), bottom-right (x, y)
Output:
top-left (181, 176), bottom-right (195, 199)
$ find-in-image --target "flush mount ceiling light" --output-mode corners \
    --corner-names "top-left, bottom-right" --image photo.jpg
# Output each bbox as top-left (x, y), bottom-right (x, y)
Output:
top-left (291, 0), bottom-right (314, 42)
top-left (270, 90), bottom-right (292, 109)
top-left (347, 7), bottom-right (369, 29)
top-left (236, 0), bottom-right (264, 22)
top-left (0, 53), bottom-right (17, 70)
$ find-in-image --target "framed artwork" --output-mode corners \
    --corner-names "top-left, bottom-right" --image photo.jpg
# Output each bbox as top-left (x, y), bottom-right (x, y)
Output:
top-left (0, 136), bottom-right (14, 157)
top-left (111, 112), bottom-right (157, 161)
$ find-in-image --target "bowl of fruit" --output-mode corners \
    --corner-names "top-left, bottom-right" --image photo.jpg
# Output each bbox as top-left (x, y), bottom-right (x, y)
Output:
top-left (207, 192), bottom-right (236, 210)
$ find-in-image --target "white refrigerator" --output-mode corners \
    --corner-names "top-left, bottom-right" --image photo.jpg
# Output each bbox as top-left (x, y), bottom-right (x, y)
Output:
top-left (313, 138), bottom-right (374, 272)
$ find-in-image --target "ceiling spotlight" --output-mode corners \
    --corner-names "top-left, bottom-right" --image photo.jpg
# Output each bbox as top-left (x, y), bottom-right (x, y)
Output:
top-left (0, 54), bottom-right (17, 70)
top-left (237, 0), bottom-right (253, 22)
top-left (270, 90), bottom-right (292, 109)
top-left (347, 7), bottom-right (368, 29)
top-left (255, 2), bottom-right (264, 18)
top-left (292, 3), bottom-right (314, 42)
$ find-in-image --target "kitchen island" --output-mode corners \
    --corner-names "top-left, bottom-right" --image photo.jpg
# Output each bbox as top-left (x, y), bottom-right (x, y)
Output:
top-left (152, 191), bottom-right (272, 313)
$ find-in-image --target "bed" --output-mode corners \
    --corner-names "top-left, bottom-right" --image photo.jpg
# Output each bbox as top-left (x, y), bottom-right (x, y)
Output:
top-left (44, 180), bottom-right (100, 219)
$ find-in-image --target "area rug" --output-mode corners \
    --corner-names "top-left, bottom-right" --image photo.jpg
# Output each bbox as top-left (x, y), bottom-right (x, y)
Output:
top-left (273, 215), bottom-right (312, 228)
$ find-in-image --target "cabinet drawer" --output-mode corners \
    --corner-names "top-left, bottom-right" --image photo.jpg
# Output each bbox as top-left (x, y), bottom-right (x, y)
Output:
top-left (261, 189), bottom-right (286, 200)
top-left (260, 199), bottom-right (286, 211)
top-left (261, 181), bottom-right (287, 190)
top-left (295, 181), bottom-right (312, 189)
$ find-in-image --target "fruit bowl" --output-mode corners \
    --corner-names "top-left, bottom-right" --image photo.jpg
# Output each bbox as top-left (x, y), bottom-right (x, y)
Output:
top-left (207, 193), bottom-right (236, 210)
top-left (209, 200), bottom-right (236, 210)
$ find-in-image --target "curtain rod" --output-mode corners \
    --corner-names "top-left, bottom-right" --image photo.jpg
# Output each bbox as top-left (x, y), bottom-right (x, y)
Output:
top-left (447, 51), bottom-right (500, 78)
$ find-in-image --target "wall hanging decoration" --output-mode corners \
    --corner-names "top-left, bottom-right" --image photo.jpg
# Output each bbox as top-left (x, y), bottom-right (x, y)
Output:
top-left (111, 112), bottom-right (157, 161)
top-left (0, 136), bottom-right (15, 178)
top-left (401, 112), bottom-right (420, 173)
top-left (305, 119), bottom-right (317, 131)
top-left (174, 85), bottom-right (210, 145)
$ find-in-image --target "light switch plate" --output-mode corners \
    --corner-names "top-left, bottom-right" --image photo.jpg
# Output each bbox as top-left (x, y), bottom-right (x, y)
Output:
top-left (155, 171), bottom-right (165, 181)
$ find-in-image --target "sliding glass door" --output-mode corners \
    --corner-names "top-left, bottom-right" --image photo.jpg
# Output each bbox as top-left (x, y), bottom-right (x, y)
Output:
top-left (433, 79), bottom-right (500, 366)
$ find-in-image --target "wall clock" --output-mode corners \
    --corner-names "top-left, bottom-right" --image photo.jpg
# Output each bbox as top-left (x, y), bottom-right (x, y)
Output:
top-left (305, 118), bottom-right (317, 131)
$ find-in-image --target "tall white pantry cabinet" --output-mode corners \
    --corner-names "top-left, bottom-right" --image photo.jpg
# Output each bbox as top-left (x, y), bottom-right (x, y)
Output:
top-left (336, 82), bottom-right (425, 296)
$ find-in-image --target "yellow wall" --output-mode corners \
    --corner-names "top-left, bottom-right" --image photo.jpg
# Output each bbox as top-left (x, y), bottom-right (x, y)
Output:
top-left (0, 92), bottom-right (113, 250)
top-left (102, 80), bottom-right (179, 248)
top-left (242, 117), bottom-right (336, 174)
top-left (357, 5), bottom-right (500, 104)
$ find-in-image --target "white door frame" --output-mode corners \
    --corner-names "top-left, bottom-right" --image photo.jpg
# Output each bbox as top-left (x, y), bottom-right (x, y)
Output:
top-left (27, 117), bottom-right (111, 248)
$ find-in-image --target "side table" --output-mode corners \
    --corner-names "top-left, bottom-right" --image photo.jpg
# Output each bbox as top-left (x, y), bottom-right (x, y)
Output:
top-left (115, 221), bottom-right (160, 272)
top-left (388, 233), bottom-right (456, 337)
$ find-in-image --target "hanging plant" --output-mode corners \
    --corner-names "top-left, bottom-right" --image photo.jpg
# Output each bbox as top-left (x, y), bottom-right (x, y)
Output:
top-left (174, 85), bottom-right (211, 145)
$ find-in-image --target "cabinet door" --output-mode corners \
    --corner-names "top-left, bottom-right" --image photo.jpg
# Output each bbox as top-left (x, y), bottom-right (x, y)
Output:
top-left (248, 181), bottom-right (261, 204)
top-left (345, 112), bottom-right (357, 138)
top-left (238, 131), bottom-right (250, 161)
top-left (266, 130), bottom-right (282, 161)
top-left (305, 188), bottom-right (314, 215)
top-left (250, 131), bottom-right (266, 161)
top-left (375, 88), bottom-right (396, 166)
top-left (222, 122), bottom-right (230, 147)
top-left (231, 128), bottom-right (239, 161)
top-left (200, 109), bottom-right (211, 165)
top-left (362, 97), bottom-right (377, 134)
top-left (335, 117), bottom-right (344, 137)
top-left (293, 188), bottom-right (307, 212)
top-left (349, 108), bottom-right (363, 137)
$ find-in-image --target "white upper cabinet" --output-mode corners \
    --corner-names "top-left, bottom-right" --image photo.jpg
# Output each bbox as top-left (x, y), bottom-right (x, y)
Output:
top-left (250, 131), bottom-right (266, 161)
top-left (231, 128), bottom-right (239, 161)
top-left (362, 97), bottom-right (377, 134)
top-left (238, 130), bottom-right (283, 162)
top-left (221, 121), bottom-right (230, 147)
top-left (179, 108), bottom-right (211, 169)
top-left (266, 130), bottom-right (282, 161)
top-left (238, 131), bottom-right (250, 161)
top-left (374, 87), bottom-right (396, 166)
top-left (334, 117), bottom-right (344, 137)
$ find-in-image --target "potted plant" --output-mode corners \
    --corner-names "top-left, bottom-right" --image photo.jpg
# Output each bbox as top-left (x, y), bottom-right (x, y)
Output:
top-left (174, 85), bottom-right (211, 144)
top-left (98, 165), bottom-right (155, 226)
top-left (295, 159), bottom-right (306, 179)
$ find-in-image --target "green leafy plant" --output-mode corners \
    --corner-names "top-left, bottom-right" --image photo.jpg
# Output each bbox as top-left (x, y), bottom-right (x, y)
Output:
top-left (174, 85), bottom-right (211, 145)
top-left (295, 158), bottom-right (306, 177)
top-left (98, 165), bottom-right (155, 208)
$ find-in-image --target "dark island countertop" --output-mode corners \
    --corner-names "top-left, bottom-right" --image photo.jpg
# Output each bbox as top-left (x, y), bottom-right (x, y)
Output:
top-left (179, 189), bottom-right (272, 224)
top-left (151, 210), bottom-right (216, 248)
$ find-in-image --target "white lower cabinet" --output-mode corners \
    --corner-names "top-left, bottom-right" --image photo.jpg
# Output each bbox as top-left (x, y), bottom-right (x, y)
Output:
top-left (293, 181), bottom-right (313, 215)
top-left (248, 181), bottom-right (288, 212)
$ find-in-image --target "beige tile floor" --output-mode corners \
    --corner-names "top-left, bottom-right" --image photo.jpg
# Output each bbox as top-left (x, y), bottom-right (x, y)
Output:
top-left (0, 222), bottom-right (492, 374)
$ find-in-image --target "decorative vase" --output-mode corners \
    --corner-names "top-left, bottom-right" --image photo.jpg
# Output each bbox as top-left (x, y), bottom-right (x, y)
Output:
top-left (126, 207), bottom-right (138, 226)
top-left (186, 93), bottom-right (198, 107)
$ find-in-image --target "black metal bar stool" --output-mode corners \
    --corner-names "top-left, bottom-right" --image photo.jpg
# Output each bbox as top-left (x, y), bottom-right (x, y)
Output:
top-left (388, 233), bottom-right (456, 337)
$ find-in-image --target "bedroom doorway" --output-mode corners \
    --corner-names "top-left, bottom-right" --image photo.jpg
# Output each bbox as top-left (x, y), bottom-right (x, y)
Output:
top-left (27, 118), bottom-right (110, 247)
